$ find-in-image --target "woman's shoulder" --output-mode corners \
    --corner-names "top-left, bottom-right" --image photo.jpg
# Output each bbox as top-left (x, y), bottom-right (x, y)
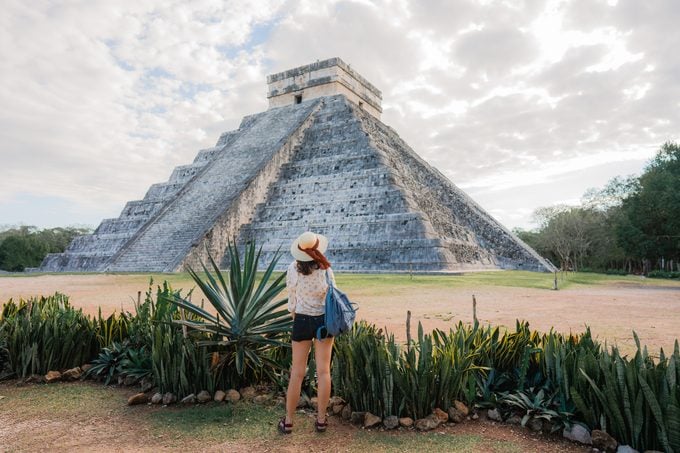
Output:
top-left (288, 261), bottom-right (297, 271)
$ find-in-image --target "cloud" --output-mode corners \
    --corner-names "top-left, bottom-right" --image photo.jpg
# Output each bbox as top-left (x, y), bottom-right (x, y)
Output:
top-left (1, 0), bottom-right (678, 231)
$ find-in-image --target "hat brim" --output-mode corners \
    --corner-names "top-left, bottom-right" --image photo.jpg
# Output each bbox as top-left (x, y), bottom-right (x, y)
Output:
top-left (290, 234), bottom-right (329, 262)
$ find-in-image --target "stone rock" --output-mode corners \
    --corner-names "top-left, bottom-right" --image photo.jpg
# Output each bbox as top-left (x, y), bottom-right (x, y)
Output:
top-left (415, 414), bottom-right (440, 431)
top-left (332, 402), bottom-right (345, 416)
top-left (62, 367), bottom-right (82, 381)
top-left (506, 415), bottom-right (523, 425)
top-left (253, 394), bottom-right (272, 404)
top-left (275, 396), bottom-right (285, 407)
top-left (25, 374), bottom-right (45, 384)
top-left (563, 425), bottom-right (592, 445)
top-left (487, 408), bottom-right (502, 422)
top-left (225, 389), bottom-right (240, 403)
top-left (151, 393), bottom-right (163, 404)
top-left (471, 413), bottom-right (479, 420)
top-left (350, 411), bottom-right (365, 425)
top-left (433, 408), bottom-right (448, 424)
top-left (528, 417), bottom-right (543, 432)
top-left (310, 396), bottom-right (318, 410)
top-left (239, 386), bottom-right (256, 400)
top-left (399, 417), bottom-right (414, 428)
top-left (447, 406), bottom-right (465, 423)
top-left (162, 392), bottom-right (177, 405)
top-left (592, 430), bottom-right (618, 452)
top-left (196, 390), bottom-right (211, 403)
top-left (383, 415), bottom-right (399, 430)
top-left (124, 375), bottom-right (138, 386)
top-left (642, 450), bottom-right (663, 453)
top-left (364, 412), bottom-right (382, 428)
top-left (181, 394), bottom-right (197, 404)
top-left (297, 393), bottom-right (311, 409)
top-left (453, 400), bottom-right (469, 416)
top-left (214, 390), bottom-right (226, 402)
top-left (616, 446), bottom-right (639, 453)
top-left (127, 393), bottom-right (148, 405)
top-left (140, 377), bottom-right (153, 393)
top-left (45, 371), bottom-right (62, 383)
top-left (80, 364), bottom-right (93, 373)
top-left (328, 396), bottom-right (345, 413)
top-left (341, 404), bottom-right (352, 421)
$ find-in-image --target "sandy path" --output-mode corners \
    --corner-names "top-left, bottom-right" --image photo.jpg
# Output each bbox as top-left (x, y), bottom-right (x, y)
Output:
top-left (1, 273), bottom-right (679, 355)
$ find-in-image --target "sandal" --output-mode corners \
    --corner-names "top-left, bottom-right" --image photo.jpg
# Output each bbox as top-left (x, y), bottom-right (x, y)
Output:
top-left (278, 417), bottom-right (293, 434)
top-left (315, 418), bottom-right (328, 433)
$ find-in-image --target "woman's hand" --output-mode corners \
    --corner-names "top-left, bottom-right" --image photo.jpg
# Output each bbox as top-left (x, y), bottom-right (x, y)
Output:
top-left (291, 312), bottom-right (296, 320)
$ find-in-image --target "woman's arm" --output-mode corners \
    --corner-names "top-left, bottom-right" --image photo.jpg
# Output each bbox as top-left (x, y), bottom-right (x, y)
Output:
top-left (286, 262), bottom-right (297, 316)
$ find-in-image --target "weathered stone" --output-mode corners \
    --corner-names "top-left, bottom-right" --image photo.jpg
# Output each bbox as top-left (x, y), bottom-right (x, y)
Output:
top-left (123, 375), bottom-right (137, 386)
top-left (151, 393), bottom-right (163, 404)
top-left (310, 396), bottom-right (318, 410)
top-left (214, 390), bottom-right (226, 402)
top-left (162, 392), bottom-right (177, 405)
top-left (383, 416), bottom-right (399, 430)
top-left (80, 364), bottom-right (93, 373)
top-left (350, 411), bottom-right (365, 425)
top-left (398, 417), bottom-right (414, 428)
top-left (415, 414), bottom-right (440, 431)
top-left (563, 425), bottom-right (592, 445)
top-left (506, 415), bottom-right (522, 425)
top-left (528, 417), bottom-right (543, 432)
top-left (447, 406), bottom-right (465, 423)
top-left (140, 377), bottom-right (154, 393)
top-left (275, 396), bottom-right (285, 407)
top-left (225, 389), bottom-right (240, 403)
top-left (181, 394), bottom-right (197, 404)
top-left (341, 404), bottom-right (352, 421)
top-left (471, 413), bottom-right (479, 420)
top-left (197, 390), bottom-right (211, 403)
top-left (616, 446), bottom-right (639, 453)
top-left (25, 374), bottom-right (45, 384)
top-left (364, 412), bottom-right (382, 429)
top-left (297, 393), bottom-right (311, 409)
top-left (453, 400), bottom-right (469, 416)
top-left (592, 430), bottom-right (618, 452)
top-left (127, 393), bottom-right (148, 405)
top-left (61, 367), bottom-right (82, 381)
top-left (239, 387), bottom-right (256, 400)
top-left (332, 402), bottom-right (345, 416)
top-left (433, 408), bottom-right (448, 424)
top-left (45, 371), bottom-right (62, 383)
top-left (41, 59), bottom-right (552, 276)
top-left (328, 396), bottom-right (345, 413)
top-left (253, 394), bottom-right (272, 405)
top-left (487, 408), bottom-right (502, 422)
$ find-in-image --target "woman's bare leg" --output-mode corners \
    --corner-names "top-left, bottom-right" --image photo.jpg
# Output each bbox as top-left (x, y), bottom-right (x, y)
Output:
top-left (314, 336), bottom-right (335, 422)
top-left (286, 339), bottom-right (312, 424)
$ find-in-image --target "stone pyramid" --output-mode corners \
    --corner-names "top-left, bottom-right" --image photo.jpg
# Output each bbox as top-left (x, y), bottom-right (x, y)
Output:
top-left (41, 58), bottom-right (552, 273)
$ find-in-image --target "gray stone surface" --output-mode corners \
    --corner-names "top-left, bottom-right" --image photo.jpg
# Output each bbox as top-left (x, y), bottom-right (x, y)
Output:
top-left (41, 91), bottom-right (553, 273)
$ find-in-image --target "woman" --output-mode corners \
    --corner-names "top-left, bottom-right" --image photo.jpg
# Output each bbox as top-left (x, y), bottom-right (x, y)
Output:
top-left (279, 231), bottom-right (335, 434)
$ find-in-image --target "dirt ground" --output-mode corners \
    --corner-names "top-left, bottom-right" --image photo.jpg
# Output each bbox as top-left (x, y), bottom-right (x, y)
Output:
top-left (0, 381), bottom-right (589, 453)
top-left (1, 273), bottom-right (679, 355)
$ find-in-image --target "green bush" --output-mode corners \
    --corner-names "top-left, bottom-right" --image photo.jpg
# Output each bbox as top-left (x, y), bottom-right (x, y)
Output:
top-left (0, 294), bottom-right (99, 377)
top-left (647, 270), bottom-right (680, 279)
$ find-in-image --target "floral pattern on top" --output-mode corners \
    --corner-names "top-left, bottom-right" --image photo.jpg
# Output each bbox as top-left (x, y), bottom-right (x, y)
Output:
top-left (286, 261), bottom-right (336, 316)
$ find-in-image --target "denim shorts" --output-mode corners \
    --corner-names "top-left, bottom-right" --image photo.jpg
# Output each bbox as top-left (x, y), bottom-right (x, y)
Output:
top-left (292, 313), bottom-right (332, 342)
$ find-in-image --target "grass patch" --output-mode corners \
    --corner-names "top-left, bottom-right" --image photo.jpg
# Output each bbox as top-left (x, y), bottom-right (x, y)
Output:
top-left (149, 401), bottom-right (280, 442)
top-left (351, 430), bottom-right (522, 452)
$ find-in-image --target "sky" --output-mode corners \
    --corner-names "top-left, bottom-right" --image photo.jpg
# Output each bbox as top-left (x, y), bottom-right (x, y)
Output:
top-left (1, 0), bottom-right (678, 231)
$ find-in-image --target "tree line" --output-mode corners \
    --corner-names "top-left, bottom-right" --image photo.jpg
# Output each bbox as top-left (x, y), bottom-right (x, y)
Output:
top-left (0, 225), bottom-right (91, 272)
top-left (515, 142), bottom-right (680, 275)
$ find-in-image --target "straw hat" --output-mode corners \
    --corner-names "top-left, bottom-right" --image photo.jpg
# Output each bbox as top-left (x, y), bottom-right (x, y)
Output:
top-left (290, 231), bottom-right (329, 262)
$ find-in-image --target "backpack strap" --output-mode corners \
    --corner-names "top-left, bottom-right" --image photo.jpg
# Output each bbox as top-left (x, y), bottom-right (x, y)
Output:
top-left (325, 269), bottom-right (333, 287)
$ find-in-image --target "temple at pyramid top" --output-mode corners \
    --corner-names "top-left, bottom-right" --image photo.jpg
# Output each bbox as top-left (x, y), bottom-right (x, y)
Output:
top-left (40, 58), bottom-right (553, 273)
top-left (266, 57), bottom-right (383, 119)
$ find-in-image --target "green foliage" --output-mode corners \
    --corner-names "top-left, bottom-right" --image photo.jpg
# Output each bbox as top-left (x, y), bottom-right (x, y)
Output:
top-left (647, 270), bottom-right (680, 279)
top-left (0, 294), bottom-right (99, 377)
top-left (87, 341), bottom-right (129, 385)
top-left (162, 242), bottom-right (291, 389)
top-left (0, 225), bottom-right (91, 271)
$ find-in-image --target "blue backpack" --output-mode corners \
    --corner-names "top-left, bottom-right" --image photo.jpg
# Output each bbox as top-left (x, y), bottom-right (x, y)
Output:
top-left (316, 271), bottom-right (357, 340)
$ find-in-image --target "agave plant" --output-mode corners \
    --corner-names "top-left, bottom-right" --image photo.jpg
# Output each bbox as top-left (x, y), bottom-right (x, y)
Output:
top-left (163, 241), bottom-right (292, 385)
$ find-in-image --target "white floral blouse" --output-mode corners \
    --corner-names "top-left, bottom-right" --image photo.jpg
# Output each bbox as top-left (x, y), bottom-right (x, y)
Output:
top-left (286, 261), bottom-right (336, 316)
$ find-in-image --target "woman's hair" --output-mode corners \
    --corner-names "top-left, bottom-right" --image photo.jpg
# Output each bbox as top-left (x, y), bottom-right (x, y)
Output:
top-left (296, 260), bottom-right (319, 276)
